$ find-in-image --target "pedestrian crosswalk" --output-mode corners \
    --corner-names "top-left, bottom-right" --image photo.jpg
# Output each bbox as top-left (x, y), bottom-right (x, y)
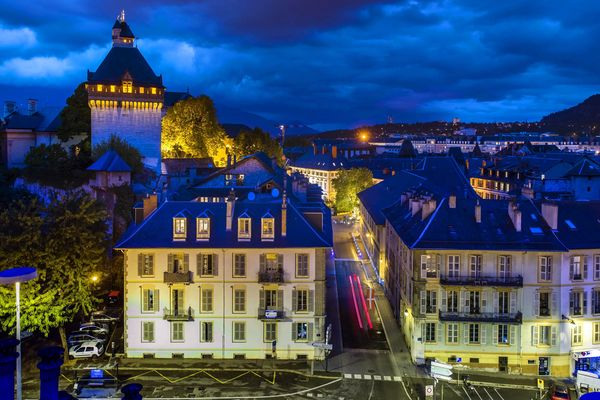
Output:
top-left (343, 373), bottom-right (403, 382)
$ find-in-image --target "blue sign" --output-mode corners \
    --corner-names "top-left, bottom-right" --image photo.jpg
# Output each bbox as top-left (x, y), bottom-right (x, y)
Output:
top-left (90, 369), bottom-right (104, 379)
top-left (456, 358), bottom-right (462, 363)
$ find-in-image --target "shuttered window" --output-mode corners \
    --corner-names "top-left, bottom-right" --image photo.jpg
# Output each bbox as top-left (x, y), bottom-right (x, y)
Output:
top-left (138, 254), bottom-right (154, 276)
top-left (233, 321), bottom-right (246, 342)
top-left (142, 321), bottom-right (154, 342)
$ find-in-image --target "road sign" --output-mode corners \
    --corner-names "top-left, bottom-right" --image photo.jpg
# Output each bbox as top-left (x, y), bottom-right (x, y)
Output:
top-left (272, 340), bottom-right (277, 354)
top-left (537, 378), bottom-right (544, 390)
top-left (430, 360), bottom-right (453, 382)
top-left (425, 385), bottom-right (434, 397)
top-left (311, 342), bottom-right (333, 350)
top-left (456, 357), bottom-right (462, 362)
top-left (265, 310), bottom-right (278, 319)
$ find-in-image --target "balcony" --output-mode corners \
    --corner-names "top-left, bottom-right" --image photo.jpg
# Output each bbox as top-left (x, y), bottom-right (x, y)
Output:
top-left (439, 274), bottom-right (523, 287)
top-left (258, 308), bottom-right (286, 320)
top-left (258, 269), bottom-right (284, 283)
top-left (164, 271), bottom-right (193, 284)
top-left (163, 307), bottom-right (194, 321)
top-left (439, 310), bottom-right (522, 324)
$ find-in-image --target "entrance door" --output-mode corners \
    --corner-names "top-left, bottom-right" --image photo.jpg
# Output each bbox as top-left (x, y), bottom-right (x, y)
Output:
top-left (539, 357), bottom-right (550, 375)
top-left (499, 356), bottom-right (508, 372)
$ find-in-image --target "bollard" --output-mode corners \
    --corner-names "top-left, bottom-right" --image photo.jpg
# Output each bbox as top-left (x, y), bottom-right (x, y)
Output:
top-left (122, 383), bottom-right (143, 400)
top-left (0, 338), bottom-right (19, 400)
top-left (38, 346), bottom-right (65, 400)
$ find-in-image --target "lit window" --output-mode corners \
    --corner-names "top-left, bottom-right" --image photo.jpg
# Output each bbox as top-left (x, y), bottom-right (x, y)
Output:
top-left (539, 256), bottom-right (552, 281)
top-left (261, 217), bottom-right (274, 240)
top-left (96, 84), bottom-right (103, 91)
top-left (196, 217), bottom-right (210, 240)
top-left (122, 80), bottom-right (132, 93)
top-left (238, 217), bottom-right (251, 240)
top-left (110, 85), bottom-right (116, 93)
top-left (572, 324), bottom-right (583, 346)
top-left (293, 322), bottom-right (309, 341)
top-left (173, 218), bottom-right (186, 240)
top-left (139, 87), bottom-right (145, 94)
top-left (151, 87), bottom-right (157, 94)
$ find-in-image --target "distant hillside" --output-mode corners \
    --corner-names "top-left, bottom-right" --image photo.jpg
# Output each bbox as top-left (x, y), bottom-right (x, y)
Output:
top-left (541, 94), bottom-right (600, 135)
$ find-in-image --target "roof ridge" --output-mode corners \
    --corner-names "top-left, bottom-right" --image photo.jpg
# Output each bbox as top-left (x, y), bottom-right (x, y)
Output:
top-left (286, 201), bottom-right (331, 248)
top-left (115, 199), bottom-right (167, 248)
top-left (411, 197), bottom-right (446, 248)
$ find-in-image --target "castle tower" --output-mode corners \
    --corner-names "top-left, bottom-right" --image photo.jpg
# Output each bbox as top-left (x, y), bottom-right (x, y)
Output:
top-left (87, 11), bottom-right (164, 170)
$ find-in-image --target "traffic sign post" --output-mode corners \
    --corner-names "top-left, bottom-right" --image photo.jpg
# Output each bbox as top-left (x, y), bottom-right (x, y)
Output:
top-left (425, 384), bottom-right (434, 398)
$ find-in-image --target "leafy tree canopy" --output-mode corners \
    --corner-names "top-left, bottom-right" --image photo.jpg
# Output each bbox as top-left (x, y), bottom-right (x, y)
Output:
top-left (233, 128), bottom-right (284, 165)
top-left (57, 82), bottom-right (90, 142)
top-left (0, 190), bottom-right (108, 350)
top-left (332, 167), bottom-right (374, 213)
top-left (161, 95), bottom-right (229, 165)
top-left (93, 134), bottom-right (144, 176)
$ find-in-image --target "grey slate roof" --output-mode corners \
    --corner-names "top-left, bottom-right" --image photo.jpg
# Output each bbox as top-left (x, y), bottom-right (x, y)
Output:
top-left (550, 201), bottom-right (600, 249)
top-left (87, 47), bottom-right (163, 86)
top-left (565, 157), bottom-right (600, 177)
top-left (87, 150), bottom-right (132, 172)
top-left (292, 153), bottom-right (347, 171)
top-left (384, 197), bottom-right (565, 252)
top-left (115, 198), bottom-right (332, 249)
top-left (1, 106), bottom-right (62, 132)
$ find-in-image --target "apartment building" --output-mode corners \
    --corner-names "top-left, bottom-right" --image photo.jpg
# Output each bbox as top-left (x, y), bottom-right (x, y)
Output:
top-left (116, 191), bottom-right (332, 360)
top-left (382, 189), bottom-right (600, 377)
top-left (289, 149), bottom-right (346, 202)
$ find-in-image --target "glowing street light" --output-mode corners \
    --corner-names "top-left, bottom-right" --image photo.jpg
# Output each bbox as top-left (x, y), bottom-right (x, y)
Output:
top-left (0, 266), bottom-right (37, 400)
top-left (91, 274), bottom-right (99, 283)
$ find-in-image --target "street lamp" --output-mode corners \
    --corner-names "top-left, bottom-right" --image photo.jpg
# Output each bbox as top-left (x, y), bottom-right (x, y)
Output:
top-left (0, 266), bottom-right (37, 400)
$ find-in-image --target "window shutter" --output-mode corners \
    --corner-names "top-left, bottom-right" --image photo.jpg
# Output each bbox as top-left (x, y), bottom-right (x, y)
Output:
top-left (509, 291), bottom-right (517, 314)
top-left (421, 256), bottom-right (427, 278)
top-left (551, 291), bottom-right (557, 316)
top-left (464, 291), bottom-right (470, 311)
top-left (461, 290), bottom-right (467, 313)
top-left (277, 254), bottom-right (284, 269)
top-left (593, 291), bottom-right (598, 314)
top-left (493, 291), bottom-right (499, 314)
top-left (183, 254), bottom-right (189, 272)
top-left (154, 289), bottom-right (160, 312)
top-left (260, 254), bottom-right (266, 273)
top-left (259, 290), bottom-right (265, 311)
top-left (493, 324), bottom-right (498, 344)
top-left (142, 288), bottom-right (148, 311)
top-left (463, 323), bottom-right (469, 344)
top-left (168, 254), bottom-right (174, 273)
top-left (309, 290), bottom-right (314, 312)
top-left (534, 292), bottom-right (540, 316)
top-left (213, 254), bottom-right (218, 276)
top-left (420, 290), bottom-right (426, 314)
top-left (436, 255), bottom-right (441, 277)
top-left (437, 322), bottom-right (442, 343)
top-left (548, 257), bottom-right (552, 279)
top-left (569, 292), bottom-right (574, 315)
top-left (531, 326), bottom-right (539, 346)
top-left (138, 254), bottom-right (143, 276)
top-left (292, 289), bottom-right (297, 312)
top-left (149, 255), bottom-right (154, 275)
top-left (291, 322), bottom-right (297, 341)
top-left (584, 256), bottom-right (589, 280)
top-left (481, 324), bottom-right (486, 345)
top-left (196, 254), bottom-right (202, 276)
top-left (584, 290), bottom-right (588, 315)
top-left (551, 326), bottom-right (557, 346)
top-left (308, 323), bottom-right (314, 341)
top-left (277, 290), bottom-right (284, 311)
top-left (481, 290), bottom-right (488, 312)
top-left (440, 290), bottom-right (447, 312)
top-left (200, 322), bottom-right (205, 342)
top-left (509, 326), bottom-right (516, 345)
top-left (507, 256), bottom-right (512, 275)
top-left (421, 323), bottom-right (425, 343)
top-left (570, 258), bottom-right (574, 280)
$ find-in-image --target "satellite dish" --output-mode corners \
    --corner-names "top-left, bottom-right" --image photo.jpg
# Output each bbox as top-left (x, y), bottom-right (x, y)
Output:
top-left (271, 188), bottom-right (280, 198)
top-left (248, 192), bottom-right (256, 201)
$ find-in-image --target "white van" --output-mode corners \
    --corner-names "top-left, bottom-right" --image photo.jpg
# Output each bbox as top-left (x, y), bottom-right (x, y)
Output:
top-left (577, 370), bottom-right (600, 396)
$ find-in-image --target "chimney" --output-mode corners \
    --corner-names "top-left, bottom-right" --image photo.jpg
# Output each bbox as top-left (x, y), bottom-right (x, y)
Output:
top-left (508, 202), bottom-right (522, 232)
top-left (410, 198), bottom-right (422, 216)
top-left (448, 194), bottom-right (456, 209)
top-left (38, 346), bottom-right (64, 400)
top-left (0, 338), bottom-right (19, 400)
top-left (475, 201), bottom-right (481, 223)
top-left (142, 194), bottom-right (158, 220)
top-left (281, 191), bottom-right (287, 237)
top-left (226, 189), bottom-right (235, 231)
top-left (331, 145), bottom-right (338, 159)
top-left (3, 101), bottom-right (16, 118)
top-left (541, 202), bottom-right (558, 230)
top-left (27, 98), bottom-right (37, 115)
top-left (421, 199), bottom-right (437, 220)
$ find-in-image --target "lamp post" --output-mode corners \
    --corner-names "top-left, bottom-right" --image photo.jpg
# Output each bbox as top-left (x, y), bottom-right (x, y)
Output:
top-left (0, 266), bottom-right (38, 400)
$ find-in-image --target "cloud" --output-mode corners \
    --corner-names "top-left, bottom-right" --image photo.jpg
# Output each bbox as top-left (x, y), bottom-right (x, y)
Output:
top-left (0, 26), bottom-right (37, 48)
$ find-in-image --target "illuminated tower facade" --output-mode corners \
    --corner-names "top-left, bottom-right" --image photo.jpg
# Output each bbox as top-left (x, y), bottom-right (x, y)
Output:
top-left (87, 11), bottom-right (164, 169)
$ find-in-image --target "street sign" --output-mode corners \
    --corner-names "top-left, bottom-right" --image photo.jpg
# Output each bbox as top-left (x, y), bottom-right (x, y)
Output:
top-left (425, 385), bottom-right (434, 397)
top-left (537, 379), bottom-right (544, 390)
top-left (311, 342), bottom-right (333, 350)
top-left (272, 340), bottom-right (277, 354)
top-left (456, 357), bottom-right (462, 362)
top-left (430, 360), bottom-right (453, 382)
top-left (265, 310), bottom-right (278, 319)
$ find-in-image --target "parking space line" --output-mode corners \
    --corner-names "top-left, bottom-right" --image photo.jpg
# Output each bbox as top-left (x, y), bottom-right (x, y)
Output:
top-left (373, 375), bottom-right (382, 380)
top-left (399, 379), bottom-right (411, 399)
top-left (494, 388), bottom-right (504, 400)
top-left (462, 386), bottom-right (473, 400)
top-left (363, 374), bottom-right (371, 380)
top-left (353, 374), bottom-right (361, 379)
top-left (474, 387), bottom-right (483, 400)
top-left (344, 373), bottom-right (352, 379)
top-left (384, 376), bottom-right (391, 381)
top-left (482, 387), bottom-right (493, 400)
top-left (393, 376), bottom-right (402, 382)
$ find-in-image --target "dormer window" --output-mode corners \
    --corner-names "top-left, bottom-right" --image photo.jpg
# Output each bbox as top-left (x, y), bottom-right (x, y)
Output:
top-left (151, 87), bottom-right (157, 95)
top-left (197, 217), bottom-right (210, 240)
top-left (261, 214), bottom-right (275, 241)
top-left (139, 87), bottom-right (145, 94)
top-left (238, 216), bottom-right (251, 240)
top-left (122, 80), bottom-right (132, 93)
top-left (110, 85), bottom-right (116, 93)
top-left (96, 84), bottom-right (103, 92)
top-left (173, 217), bottom-right (186, 240)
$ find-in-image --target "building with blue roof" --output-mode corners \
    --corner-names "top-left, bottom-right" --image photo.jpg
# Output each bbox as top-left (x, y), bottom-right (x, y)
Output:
top-left (87, 150), bottom-right (132, 188)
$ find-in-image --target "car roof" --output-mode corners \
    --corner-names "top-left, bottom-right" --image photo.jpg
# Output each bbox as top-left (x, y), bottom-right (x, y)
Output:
top-left (79, 341), bottom-right (101, 346)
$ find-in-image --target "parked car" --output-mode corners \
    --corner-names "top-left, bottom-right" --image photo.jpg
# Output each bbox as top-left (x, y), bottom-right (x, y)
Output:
top-left (68, 341), bottom-right (104, 359)
top-left (68, 333), bottom-right (106, 348)
top-left (78, 322), bottom-right (109, 337)
top-left (107, 290), bottom-right (120, 305)
top-left (551, 385), bottom-right (570, 400)
top-left (90, 311), bottom-right (119, 324)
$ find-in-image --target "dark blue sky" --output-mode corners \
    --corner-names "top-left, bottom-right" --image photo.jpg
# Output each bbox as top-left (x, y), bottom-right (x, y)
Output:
top-left (1, 1), bottom-right (599, 130)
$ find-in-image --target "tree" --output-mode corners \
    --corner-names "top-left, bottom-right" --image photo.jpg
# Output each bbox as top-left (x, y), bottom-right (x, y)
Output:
top-left (0, 190), bottom-right (108, 361)
top-left (233, 127), bottom-right (284, 165)
top-left (332, 168), bottom-right (373, 213)
top-left (57, 83), bottom-right (90, 142)
top-left (93, 134), bottom-right (144, 176)
top-left (399, 139), bottom-right (417, 158)
top-left (161, 95), bottom-right (229, 165)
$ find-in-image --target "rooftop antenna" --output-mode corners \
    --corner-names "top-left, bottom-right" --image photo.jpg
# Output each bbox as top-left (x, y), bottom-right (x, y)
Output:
top-left (119, 9), bottom-right (126, 23)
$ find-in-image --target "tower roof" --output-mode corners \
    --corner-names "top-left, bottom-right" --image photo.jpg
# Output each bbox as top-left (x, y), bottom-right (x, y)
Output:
top-left (113, 20), bottom-right (135, 38)
top-left (87, 46), bottom-right (163, 86)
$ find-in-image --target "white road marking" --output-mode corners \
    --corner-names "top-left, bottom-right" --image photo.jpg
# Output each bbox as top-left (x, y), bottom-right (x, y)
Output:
top-left (384, 376), bottom-right (392, 381)
top-left (373, 375), bottom-right (382, 380)
top-left (363, 374), bottom-right (371, 380)
top-left (462, 386), bottom-right (473, 400)
top-left (353, 374), bottom-right (361, 379)
top-left (399, 378), bottom-right (411, 399)
top-left (344, 373), bottom-right (352, 379)
top-left (483, 387), bottom-right (493, 400)
top-left (494, 387), bottom-right (505, 400)
top-left (393, 376), bottom-right (402, 382)
top-left (474, 387), bottom-right (484, 400)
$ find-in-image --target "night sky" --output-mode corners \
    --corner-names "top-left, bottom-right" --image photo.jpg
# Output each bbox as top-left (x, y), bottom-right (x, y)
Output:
top-left (1, 1), bottom-right (600, 130)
